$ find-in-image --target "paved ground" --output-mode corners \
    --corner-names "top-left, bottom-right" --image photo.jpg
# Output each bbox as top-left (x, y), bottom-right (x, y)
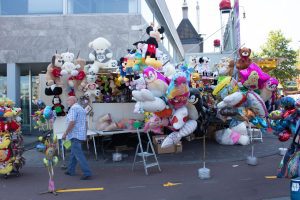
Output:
top-left (0, 154), bottom-right (291, 200)
top-left (0, 132), bottom-right (290, 199)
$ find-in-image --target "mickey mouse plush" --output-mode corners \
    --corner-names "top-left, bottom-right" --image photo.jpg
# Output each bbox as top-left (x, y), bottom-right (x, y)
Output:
top-left (145, 24), bottom-right (165, 59)
top-left (51, 95), bottom-right (65, 116)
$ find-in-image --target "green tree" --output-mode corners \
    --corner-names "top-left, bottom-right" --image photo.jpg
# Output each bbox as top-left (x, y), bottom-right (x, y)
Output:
top-left (258, 30), bottom-right (298, 83)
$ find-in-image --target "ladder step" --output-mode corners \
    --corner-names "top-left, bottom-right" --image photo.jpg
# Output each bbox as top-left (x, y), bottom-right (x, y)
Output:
top-left (145, 163), bottom-right (158, 168)
top-left (137, 152), bottom-right (154, 157)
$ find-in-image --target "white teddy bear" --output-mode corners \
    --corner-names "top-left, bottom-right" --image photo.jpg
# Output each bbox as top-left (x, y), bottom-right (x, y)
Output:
top-left (83, 73), bottom-right (100, 99)
top-left (60, 52), bottom-right (79, 76)
top-left (88, 37), bottom-right (113, 71)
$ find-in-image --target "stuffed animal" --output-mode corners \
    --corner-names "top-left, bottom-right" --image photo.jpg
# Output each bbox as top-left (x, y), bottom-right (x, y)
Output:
top-left (144, 24), bottom-right (164, 68)
top-left (51, 96), bottom-right (65, 116)
top-left (132, 89), bottom-right (166, 113)
top-left (143, 67), bottom-right (170, 97)
top-left (260, 77), bottom-right (279, 102)
top-left (144, 24), bottom-right (164, 59)
top-left (236, 47), bottom-right (252, 70)
top-left (216, 57), bottom-right (234, 76)
top-left (129, 77), bottom-right (146, 91)
top-left (60, 52), bottom-right (79, 77)
top-left (83, 73), bottom-right (101, 99)
top-left (197, 56), bottom-right (211, 76)
top-left (45, 54), bottom-right (63, 96)
top-left (166, 72), bottom-right (190, 109)
top-left (95, 114), bottom-right (118, 131)
top-left (88, 37), bottom-right (113, 70)
top-left (144, 113), bottom-right (169, 134)
top-left (45, 53), bottom-right (63, 86)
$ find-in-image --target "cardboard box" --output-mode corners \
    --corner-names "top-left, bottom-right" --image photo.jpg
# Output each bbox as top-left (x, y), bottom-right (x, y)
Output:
top-left (152, 135), bottom-right (182, 154)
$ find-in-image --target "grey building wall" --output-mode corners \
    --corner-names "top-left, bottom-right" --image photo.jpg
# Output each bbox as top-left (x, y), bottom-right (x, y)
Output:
top-left (0, 14), bottom-right (144, 64)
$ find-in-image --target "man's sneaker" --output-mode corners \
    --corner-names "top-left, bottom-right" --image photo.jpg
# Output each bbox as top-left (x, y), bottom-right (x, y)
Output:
top-left (64, 171), bottom-right (74, 176)
top-left (80, 175), bottom-right (91, 180)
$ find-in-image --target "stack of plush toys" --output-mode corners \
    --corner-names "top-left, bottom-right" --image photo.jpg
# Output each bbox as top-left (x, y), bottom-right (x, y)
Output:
top-left (0, 98), bottom-right (25, 178)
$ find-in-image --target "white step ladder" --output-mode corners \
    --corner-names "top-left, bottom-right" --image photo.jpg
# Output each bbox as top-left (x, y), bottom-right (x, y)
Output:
top-left (132, 130), bottom-right (161, 175)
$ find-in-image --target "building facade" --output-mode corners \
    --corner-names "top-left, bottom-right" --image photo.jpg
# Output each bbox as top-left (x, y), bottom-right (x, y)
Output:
top-left (0, 0), bottom-right (184, 130)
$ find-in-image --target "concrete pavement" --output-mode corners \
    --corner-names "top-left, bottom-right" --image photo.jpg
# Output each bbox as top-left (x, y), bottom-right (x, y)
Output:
top-left (0, 132), bottom-right (292, 199)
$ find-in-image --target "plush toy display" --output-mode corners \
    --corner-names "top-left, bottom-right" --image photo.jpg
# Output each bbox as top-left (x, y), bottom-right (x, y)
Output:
top-left (0, 98), bottom-right (25, 178)
top-left (88, 37), bottom-right (114, 70)
top-left (236, 47), bottom-right (252, 70)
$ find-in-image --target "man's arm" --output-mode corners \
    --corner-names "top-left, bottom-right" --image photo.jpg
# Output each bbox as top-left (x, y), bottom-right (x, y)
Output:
top-left (62, 121), bottom-right (75, 140)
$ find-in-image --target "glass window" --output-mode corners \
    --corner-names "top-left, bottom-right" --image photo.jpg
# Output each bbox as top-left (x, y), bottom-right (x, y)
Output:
top-left (0, 76), bottom-right (7, 97)
top-left (1, 0), bottom-right (27, 15)
top-left (0, 0), bottom-right (63, 15)
top-left (20, 75), bottom-right (30, 130)
top-left (128, 0), bottom-right (138, 14)
top-left (68, 0), bottom-right (129, 14)
top-left (28, 0), bottom-right (63, 14)
top-left (140, 0), bottom-right (153, 24)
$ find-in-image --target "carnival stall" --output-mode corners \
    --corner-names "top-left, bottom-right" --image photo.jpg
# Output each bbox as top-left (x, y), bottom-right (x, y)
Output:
top-left (38, 21), bottom-right (300, 178)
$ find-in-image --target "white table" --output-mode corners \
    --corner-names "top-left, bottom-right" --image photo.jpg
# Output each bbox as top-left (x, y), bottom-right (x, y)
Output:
top-left (93, 129), bottom-right (145, 159)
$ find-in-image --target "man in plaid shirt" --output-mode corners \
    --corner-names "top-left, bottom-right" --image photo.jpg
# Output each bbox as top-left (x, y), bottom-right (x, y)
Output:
top-left (62, 96), bottom-right (92, 180)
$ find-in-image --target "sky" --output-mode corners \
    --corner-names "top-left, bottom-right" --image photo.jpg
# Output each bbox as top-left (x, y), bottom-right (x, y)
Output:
top-left (165, 0), bottom-right (300, 53)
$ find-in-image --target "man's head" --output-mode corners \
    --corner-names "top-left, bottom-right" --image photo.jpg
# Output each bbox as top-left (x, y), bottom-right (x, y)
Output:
top-left (67, 96), bottom-right (77, 107)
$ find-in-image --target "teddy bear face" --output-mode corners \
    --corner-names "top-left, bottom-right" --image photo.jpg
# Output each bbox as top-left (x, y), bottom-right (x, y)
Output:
top-left (89, 37), bottom-right (111, 54)
top-left (61, 52), bottom-right (75, 63)
top-left (239, 47), bottom-right (251, 58)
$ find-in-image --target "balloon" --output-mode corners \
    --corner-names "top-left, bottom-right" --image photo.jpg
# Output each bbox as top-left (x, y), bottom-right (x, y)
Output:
top-left (278, 130), bottom-right (291, 142)
top-left (240, 63), bottom-right (270, 89)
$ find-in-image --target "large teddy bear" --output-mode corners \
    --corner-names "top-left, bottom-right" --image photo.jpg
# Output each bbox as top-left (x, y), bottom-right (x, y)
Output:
top-left (236, 47), bottom-right (252, 70)
top-left (88, 37), bottom-right (115, 72)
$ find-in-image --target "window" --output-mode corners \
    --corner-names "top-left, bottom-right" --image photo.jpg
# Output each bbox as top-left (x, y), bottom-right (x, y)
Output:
top-left (68, 0), bottom-right (129, 14)
top-left (28, 0), bottom-right (62, 14)
top-left (1, 0), bottom-right (27, 15)
top-left (0, 76), bottom-right (7, 97)
top-left (0, 0), bottom-right (63, 15)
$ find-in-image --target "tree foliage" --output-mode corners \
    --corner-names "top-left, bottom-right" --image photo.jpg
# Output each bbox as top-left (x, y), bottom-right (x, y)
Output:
top-left (258, 30), bottom-right (298, 83)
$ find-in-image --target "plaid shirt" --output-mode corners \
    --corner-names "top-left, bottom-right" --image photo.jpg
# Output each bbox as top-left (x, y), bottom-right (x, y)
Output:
top-left (66, 103), bottom-right (87, 141)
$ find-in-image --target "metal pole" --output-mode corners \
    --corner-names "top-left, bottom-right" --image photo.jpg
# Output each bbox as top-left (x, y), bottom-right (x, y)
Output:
top-left (29, 68), bottom-right (32, 132)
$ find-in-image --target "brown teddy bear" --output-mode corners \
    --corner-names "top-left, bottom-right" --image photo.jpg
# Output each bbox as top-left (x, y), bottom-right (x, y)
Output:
top-left (236, 47), bottom-right (252, 70)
